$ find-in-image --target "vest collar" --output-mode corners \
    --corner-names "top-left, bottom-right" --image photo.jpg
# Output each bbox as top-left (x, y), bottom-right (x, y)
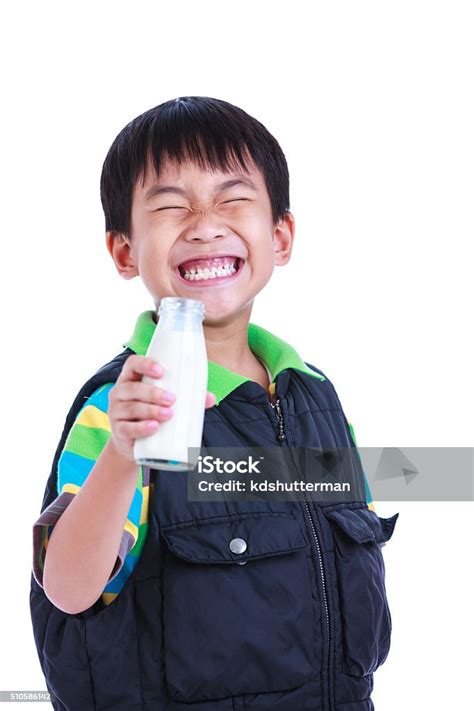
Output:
top-left (123, 310), bottom-right (325, 406)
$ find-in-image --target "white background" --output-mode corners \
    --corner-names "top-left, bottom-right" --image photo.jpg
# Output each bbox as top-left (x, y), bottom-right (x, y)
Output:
top-left (1, 1), bottom-right (473, 708)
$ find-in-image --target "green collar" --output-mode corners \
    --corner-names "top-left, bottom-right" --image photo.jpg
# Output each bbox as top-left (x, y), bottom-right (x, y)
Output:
top-left (123, 310), bottom-right (325, 406)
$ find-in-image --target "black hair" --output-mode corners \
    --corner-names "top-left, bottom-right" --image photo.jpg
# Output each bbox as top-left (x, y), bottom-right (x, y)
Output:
top-left (100, 96), bottom-right (290, 237)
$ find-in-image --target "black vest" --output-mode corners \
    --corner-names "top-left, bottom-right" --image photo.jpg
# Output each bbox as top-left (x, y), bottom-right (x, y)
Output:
top-left (30, 348), bottom-right (398, 711)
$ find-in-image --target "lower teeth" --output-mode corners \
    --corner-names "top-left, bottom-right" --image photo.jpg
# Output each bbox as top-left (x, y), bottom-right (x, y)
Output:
top-left (185, 270), bottom-right (234, 281)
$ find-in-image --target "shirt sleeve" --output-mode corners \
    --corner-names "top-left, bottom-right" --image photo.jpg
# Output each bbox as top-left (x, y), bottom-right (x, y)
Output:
top-left (347, 421), bottom-right (376, 512)
top-left (32, 382), bottom-right (144, 590)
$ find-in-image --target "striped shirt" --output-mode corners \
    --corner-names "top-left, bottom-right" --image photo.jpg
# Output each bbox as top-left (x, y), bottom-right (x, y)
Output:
top-left (32, 382), bottom-right (151, 607)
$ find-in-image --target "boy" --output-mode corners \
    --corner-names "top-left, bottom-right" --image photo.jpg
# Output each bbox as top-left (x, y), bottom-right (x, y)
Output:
top-left (30, 96), bottom-right (397, 711)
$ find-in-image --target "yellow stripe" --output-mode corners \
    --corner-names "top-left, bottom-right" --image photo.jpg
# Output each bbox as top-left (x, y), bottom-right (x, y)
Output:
top-left (102, 592), bottom-right (118, 606)
top-left (124, 518), bottom-right (138, 540)
top-left (140, 485), bottom-right (150, 525)
top-left (76, 405), bottom-right (111, 432)
top-left (61, 483), bottom-right (81, 495)
top-left (368, 501), bottom-right (376, 512)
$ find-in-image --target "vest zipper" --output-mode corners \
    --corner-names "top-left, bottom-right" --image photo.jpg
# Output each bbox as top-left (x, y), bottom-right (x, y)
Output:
top-left (269, 397), bottom-right (333, 711)
top-left (269, 398), bottom-right (286, 441)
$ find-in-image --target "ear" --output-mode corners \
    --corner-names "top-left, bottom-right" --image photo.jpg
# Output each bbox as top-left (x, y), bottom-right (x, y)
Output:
top-left (105, 231), bottom-right (139, 280)
top-left (273, 212), bottom-right (295, 266)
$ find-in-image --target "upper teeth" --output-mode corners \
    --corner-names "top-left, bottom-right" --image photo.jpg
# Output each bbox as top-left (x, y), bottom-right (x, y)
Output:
top-left (181, 259), bottom-right (238, 281)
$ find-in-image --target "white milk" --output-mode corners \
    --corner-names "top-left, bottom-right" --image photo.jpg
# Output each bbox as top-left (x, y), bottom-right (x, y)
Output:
top-left (133, 298), bottom-right (208, 471)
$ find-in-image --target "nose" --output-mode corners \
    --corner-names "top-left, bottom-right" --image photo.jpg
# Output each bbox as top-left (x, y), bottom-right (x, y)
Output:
top-left (183, 210), bottom-right (229, 243)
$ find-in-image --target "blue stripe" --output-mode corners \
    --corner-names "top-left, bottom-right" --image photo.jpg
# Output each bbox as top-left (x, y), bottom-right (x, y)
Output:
top-left (58, 451), bottom-right (95, 491)
top-left (83, 383), bottom-right (114, 414)
top-left (57, 451), bottom-right (143, 526)
top-left (104, 553), bottom-right (140, 592)
top-left (128, 487), bottom-right (143, 525)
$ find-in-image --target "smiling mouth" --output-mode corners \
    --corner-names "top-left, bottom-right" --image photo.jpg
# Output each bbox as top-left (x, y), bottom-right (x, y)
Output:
top-left (177, 257), bottom-right (244, 284)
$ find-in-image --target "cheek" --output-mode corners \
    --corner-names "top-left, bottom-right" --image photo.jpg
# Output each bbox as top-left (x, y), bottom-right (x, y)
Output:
top-left (242, 210), bottom-right (270, 230)
top-left (137, 243), bottom-right (171, 281)
top-left (251, 248), bottom-right (276, 285)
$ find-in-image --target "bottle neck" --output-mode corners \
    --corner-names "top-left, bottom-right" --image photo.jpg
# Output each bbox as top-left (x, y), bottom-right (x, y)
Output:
top-left (154, 309), bottom-right (203, 333)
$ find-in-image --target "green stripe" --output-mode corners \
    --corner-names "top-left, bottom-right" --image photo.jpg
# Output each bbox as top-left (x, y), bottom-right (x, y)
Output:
top-left (129, 522), bottom-right (148, 558)
top-left (348, 422), bottom-right (358, 446)
top-left (349, 422), bottom-right (373, 505)
top-left (64, 423), bottom-right (111, 460)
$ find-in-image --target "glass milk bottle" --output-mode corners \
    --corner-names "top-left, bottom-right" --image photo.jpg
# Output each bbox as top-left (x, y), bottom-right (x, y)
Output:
top-left (133, 297), bottom-right (208, 471)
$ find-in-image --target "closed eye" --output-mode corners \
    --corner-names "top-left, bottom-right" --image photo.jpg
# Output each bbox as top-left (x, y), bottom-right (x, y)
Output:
top-left (154, 199), bottom-right (248, 211)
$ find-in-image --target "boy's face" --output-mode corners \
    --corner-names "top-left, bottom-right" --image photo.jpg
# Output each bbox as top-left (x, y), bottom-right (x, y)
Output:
top-left (107, 154), bottom-right (295, 324)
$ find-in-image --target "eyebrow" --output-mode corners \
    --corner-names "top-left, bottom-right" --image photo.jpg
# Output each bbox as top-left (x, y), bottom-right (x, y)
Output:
top-left (144, 177), bottom-right (258, 202)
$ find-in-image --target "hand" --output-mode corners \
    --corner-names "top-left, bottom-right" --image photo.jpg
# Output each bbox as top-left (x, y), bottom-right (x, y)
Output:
top-left (108, 354), bottom-right (216, 462)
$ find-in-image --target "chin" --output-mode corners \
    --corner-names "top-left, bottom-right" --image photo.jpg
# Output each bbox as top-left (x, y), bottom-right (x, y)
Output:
top-left (202, 300), bottom-right (254, 326)
top-left (202, 311), bottom-right (235, 326)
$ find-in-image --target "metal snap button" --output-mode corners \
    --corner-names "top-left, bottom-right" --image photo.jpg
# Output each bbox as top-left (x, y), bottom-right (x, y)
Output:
top-left (229, 537), bottom-right (247, 554)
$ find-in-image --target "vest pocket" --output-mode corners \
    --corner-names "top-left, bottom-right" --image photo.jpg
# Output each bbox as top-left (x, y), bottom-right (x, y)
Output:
top-left (160, 512), bottom-right (315, 703)
top-left (323, 506), bottom-right (398, 677)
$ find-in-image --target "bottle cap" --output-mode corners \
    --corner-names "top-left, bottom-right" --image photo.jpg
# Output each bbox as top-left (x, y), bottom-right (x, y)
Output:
top-left (158, 297), bottom-right (205, 320)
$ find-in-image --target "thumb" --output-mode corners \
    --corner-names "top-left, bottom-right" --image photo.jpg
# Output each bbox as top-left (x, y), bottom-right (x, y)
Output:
top-left (205, 391), bottom-right (216, 408)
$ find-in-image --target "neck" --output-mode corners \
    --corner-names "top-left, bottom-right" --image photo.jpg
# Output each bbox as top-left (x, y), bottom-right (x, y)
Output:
top-left (203, 306), bottom-right (256, 372)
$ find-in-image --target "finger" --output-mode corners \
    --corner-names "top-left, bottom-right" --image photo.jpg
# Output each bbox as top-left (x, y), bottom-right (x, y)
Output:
top-left (111, 381), bottom-right (175, 406)
top-left (112, 401), bottom-right (174, 423)
top-left (114, 418), bottom-right (161, 441)
top-left (117, 355), bottom-right (164, 384)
